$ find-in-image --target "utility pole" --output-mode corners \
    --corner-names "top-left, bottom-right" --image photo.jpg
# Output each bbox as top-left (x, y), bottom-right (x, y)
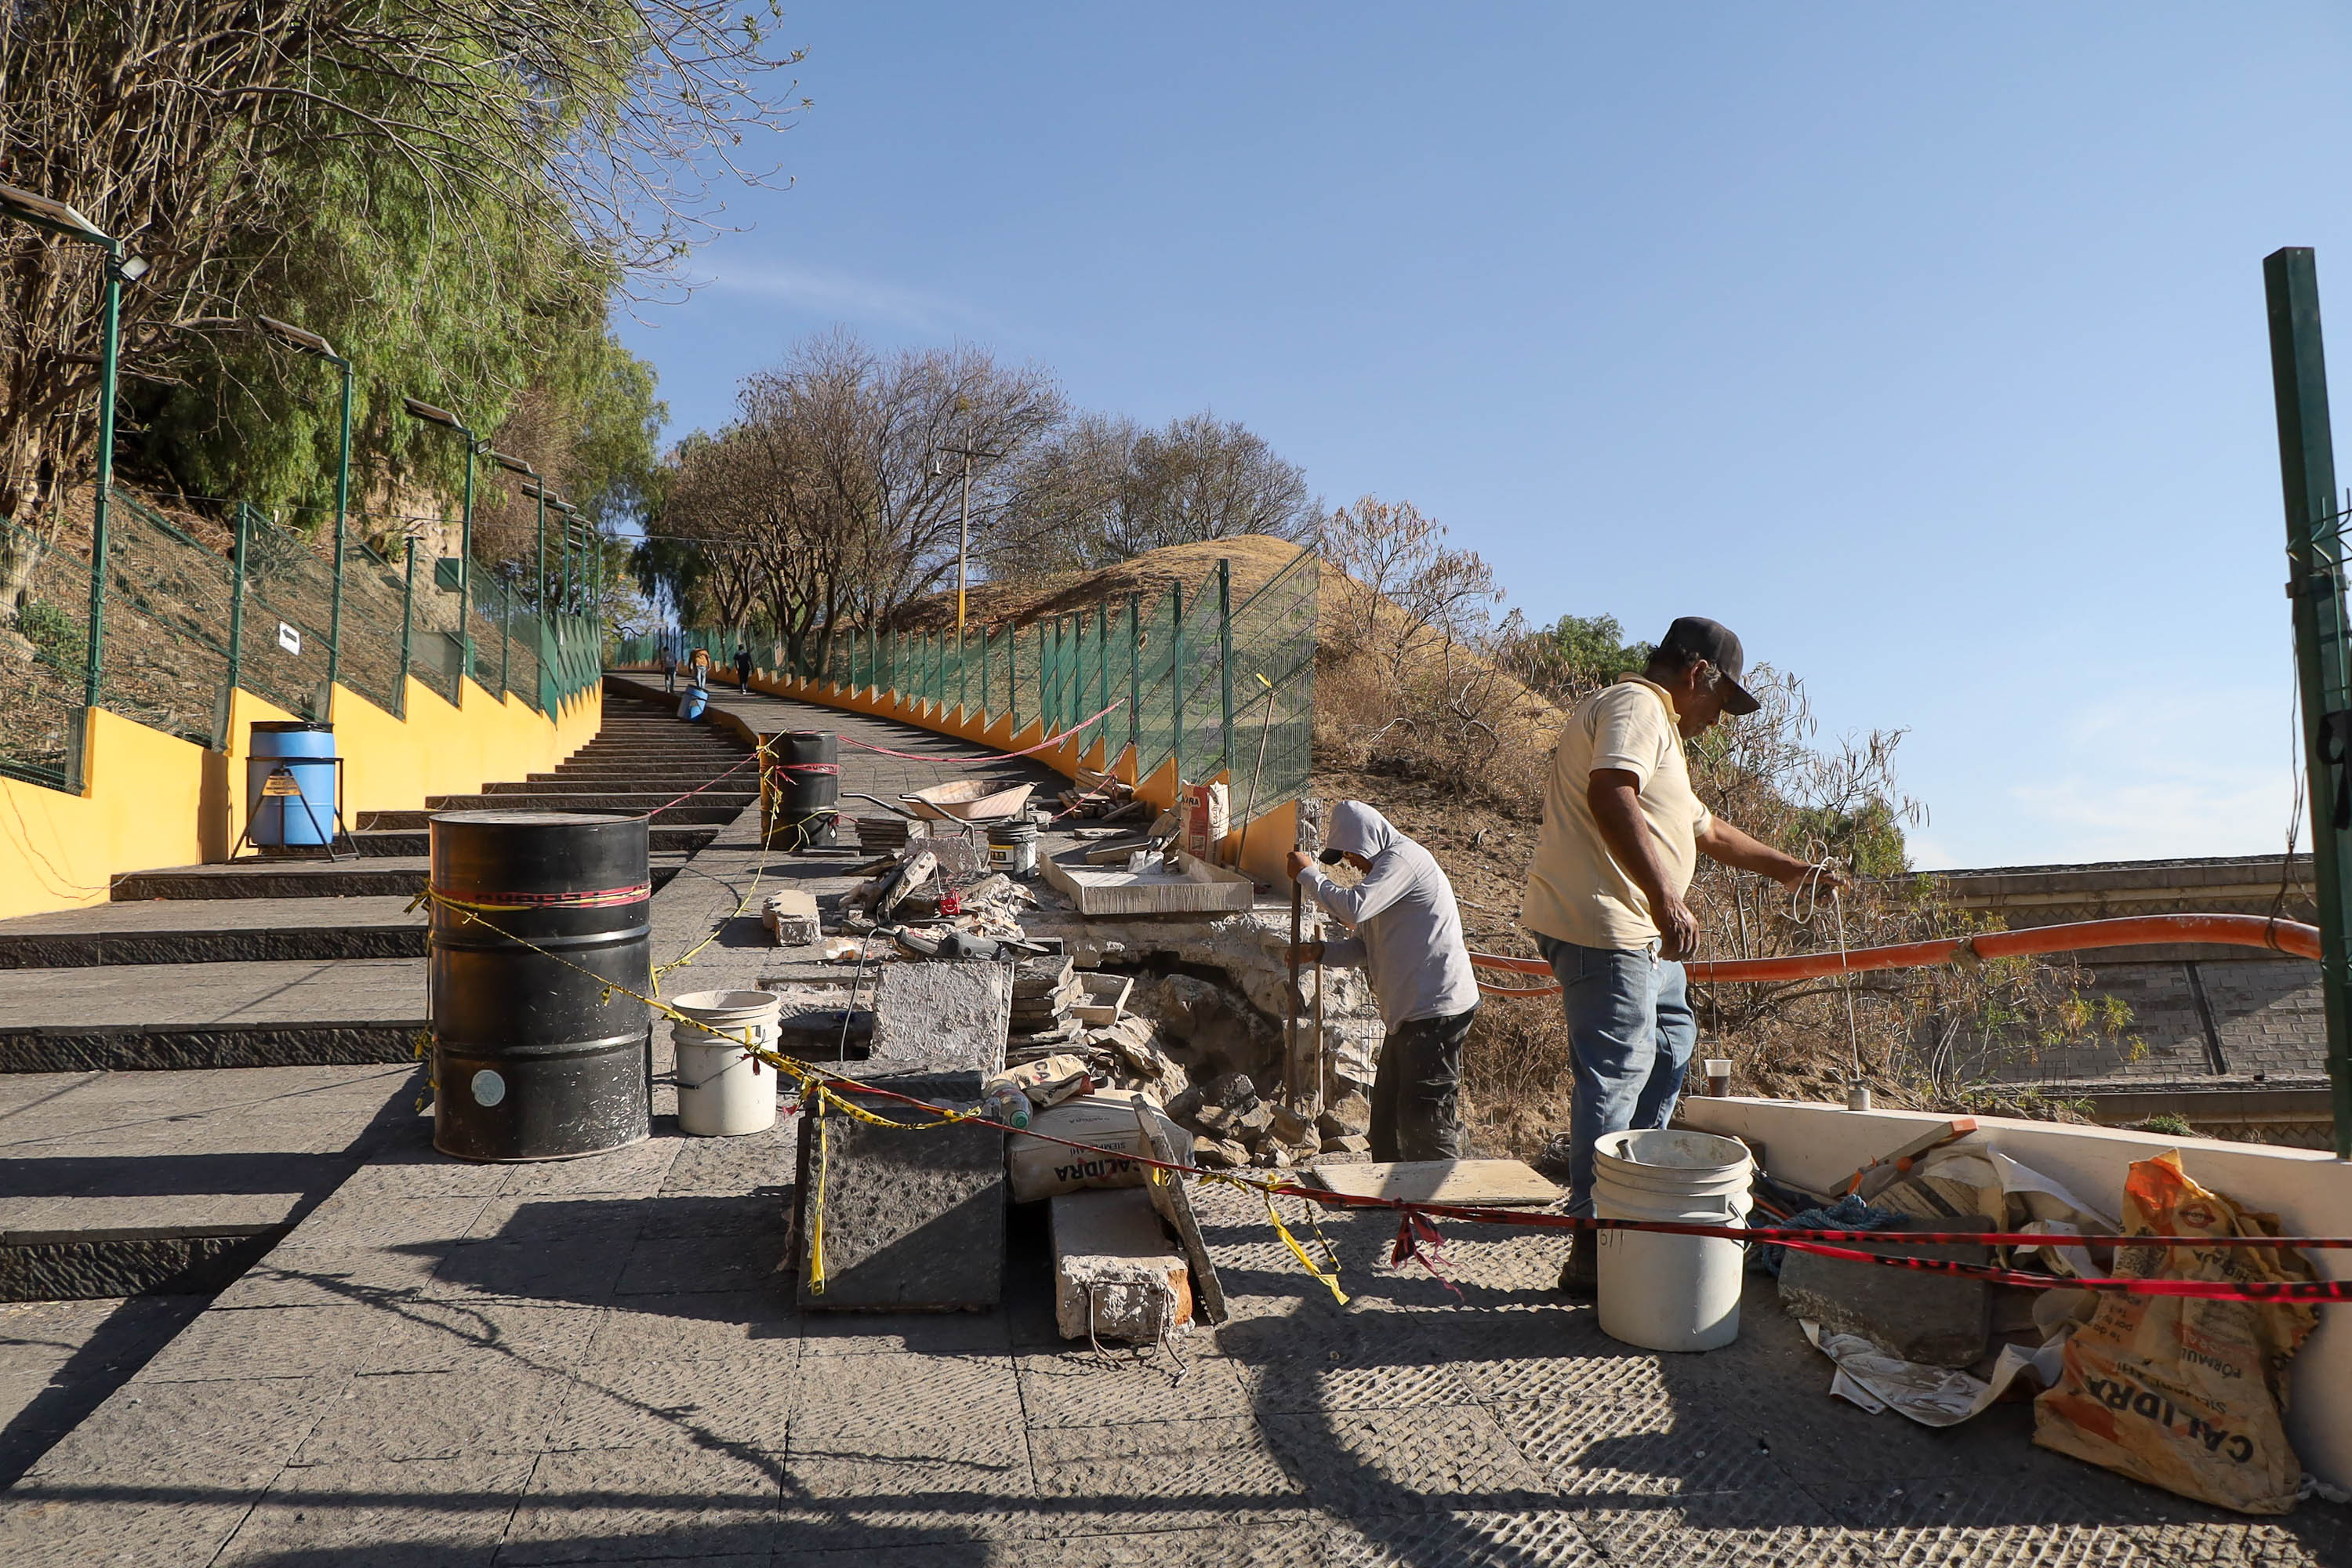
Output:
top-left (2263, 245), bottom-right (2352, 1160)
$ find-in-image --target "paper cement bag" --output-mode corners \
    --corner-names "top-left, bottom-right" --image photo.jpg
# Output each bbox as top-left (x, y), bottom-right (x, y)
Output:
top-left (2031, 1151), bottom-right (2318, 1515)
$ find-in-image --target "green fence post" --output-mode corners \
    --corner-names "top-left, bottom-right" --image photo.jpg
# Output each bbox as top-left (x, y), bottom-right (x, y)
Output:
top-left (1218, 558), bottom-right (1235, 778)
top-left (400, 536), bottom-right (416, 701)
top-left (1097, 600), bottom-right (1109, 742)
top-left (1128, 593), bottom-right (1142, 750)
top-left (226, 504), bottom-right (250, 702)
top-left (2265, 245), bottom-right (2352, 1158)
top-left (1170, 581), bottom-right (1185, 786)
top-left (496, 579), bottom-right (510, 699)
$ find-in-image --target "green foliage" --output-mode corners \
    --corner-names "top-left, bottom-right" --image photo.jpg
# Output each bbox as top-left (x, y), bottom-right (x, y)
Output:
top-left (16, 600), bottom-right (82, 673)
top-left (1508, 612), bottom-right (1652, 699)
top-left (2136, 1112), bottom-right (2194, 1137)
top-left (123, 140), bottom-right (662, 553)
top-left (1792, 797), bottom-right (1911, 879)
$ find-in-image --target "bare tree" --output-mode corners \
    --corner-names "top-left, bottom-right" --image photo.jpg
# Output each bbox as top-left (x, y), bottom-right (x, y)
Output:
top-left (989, 409), bottom-right (1316, 575)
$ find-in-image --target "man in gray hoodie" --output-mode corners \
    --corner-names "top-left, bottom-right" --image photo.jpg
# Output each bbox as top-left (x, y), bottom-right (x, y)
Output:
top-left (1286, 800), bottom-right (1482, 1161)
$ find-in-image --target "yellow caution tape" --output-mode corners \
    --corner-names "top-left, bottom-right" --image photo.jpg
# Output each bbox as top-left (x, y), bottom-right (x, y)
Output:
top-left (808, 1108), bottom-right (829, 1297)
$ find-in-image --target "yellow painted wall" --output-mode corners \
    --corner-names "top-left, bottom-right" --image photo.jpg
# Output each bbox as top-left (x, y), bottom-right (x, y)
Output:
top-left (0, 676), bottom-right (601, 920)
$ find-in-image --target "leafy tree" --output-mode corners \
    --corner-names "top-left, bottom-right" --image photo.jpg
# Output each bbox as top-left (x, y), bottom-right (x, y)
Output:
top-left (1504, 612), bottom-right (1653, 701)
top-left (1, 0), bottom-right (800, 533)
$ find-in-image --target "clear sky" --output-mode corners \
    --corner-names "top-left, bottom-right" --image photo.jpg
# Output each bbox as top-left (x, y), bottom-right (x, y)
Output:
top-left (613, 3), bottom-right (2352, 872)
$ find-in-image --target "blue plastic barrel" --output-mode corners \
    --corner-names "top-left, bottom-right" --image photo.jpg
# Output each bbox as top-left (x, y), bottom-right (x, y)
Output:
top-left (677, 688), bottom-right (708, 721)
top-left (247, 721), bottom-right (338, 848)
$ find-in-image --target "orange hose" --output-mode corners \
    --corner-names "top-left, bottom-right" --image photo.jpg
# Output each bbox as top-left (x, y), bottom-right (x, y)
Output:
top-left (1468, 913), bottom-right (2321, 996)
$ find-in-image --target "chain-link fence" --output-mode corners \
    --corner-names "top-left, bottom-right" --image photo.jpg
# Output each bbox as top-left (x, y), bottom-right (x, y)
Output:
top-left (0, 490), bottom-right (604, 793)
top-left (636, 545), bottom-right (1319, 833)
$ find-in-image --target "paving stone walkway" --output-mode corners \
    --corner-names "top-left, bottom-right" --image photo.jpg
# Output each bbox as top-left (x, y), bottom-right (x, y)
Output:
top-left (0, 678), bottom-right (2345, 1564)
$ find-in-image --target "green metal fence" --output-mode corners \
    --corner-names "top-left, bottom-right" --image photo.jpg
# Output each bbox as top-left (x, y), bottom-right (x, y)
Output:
top-left (0, 489), bottom-right (604, 794)
top-left (616, 546), bottom-right (1319, 825)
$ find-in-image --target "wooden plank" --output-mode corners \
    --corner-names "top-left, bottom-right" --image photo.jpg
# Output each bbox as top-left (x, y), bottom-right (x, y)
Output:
top-left (1131, 1099), bottom-right (1227, 1324)
top-left (1302, 1158), bottom-right (1560, 1207)
top-left (1040, 846), bottom-right (1254, 916)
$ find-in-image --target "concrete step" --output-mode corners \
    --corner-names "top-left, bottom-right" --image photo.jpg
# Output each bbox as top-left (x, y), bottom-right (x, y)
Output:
top-left (560, 747), bottom-right (743, 761)
top-left (483, 776), bottom-right (753, 794)
top-left (350, 825), bottom-right (717, 858)
top-left (0, 1019), bottom-right (424, 1072)
top-left (357, 803), bottom-right (741, 829)
top-left (107, 858), bottom-right (685, 902)
top-left (534, 766), bottom-right (755, 779)
top-left (420, 792), bottom-right (754, 812)
top-left (0, 896), bottom-right (426, 968)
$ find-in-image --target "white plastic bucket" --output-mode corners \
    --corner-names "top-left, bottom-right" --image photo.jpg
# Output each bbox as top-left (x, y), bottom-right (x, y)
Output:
top-left (670, 989), bottom-right (782, 1136)
top-left (1592, 1128), bottom-right (1754, 1352)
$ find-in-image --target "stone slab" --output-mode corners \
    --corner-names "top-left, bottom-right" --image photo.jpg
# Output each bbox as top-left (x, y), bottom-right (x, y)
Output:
top-left (1304, 1157), bottom-right (1562, 1207)
top-left (793, 1065), bottom-right (1006, 1312)
top-left (867, 960), bottom-right (1012, 1073)
top-left (1777, 1214), bottom-right (1994, 1367)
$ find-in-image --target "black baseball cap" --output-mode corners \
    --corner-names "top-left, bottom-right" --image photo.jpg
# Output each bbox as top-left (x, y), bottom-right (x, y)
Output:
top-left (1657, 617), bottom-right (1761, 716)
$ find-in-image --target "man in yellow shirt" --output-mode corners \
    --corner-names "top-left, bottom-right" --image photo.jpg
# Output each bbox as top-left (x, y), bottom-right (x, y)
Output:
top-left (1520, 617), bottom-right (1838, 1294)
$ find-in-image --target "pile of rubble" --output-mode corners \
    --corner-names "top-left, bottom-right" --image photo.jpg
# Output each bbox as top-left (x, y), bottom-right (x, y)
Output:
top-left (1164, 1072), bottom-right (1370, 1170)
top-left (1054, 766), bottom-right (1148, 822)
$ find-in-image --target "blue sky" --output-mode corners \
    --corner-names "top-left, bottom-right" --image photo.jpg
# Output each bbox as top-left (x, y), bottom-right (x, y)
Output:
top-left (614, 4), bottom-right (2352, 871)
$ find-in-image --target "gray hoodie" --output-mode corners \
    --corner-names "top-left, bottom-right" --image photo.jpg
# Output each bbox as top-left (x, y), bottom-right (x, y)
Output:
top-left (1298, 801), bottom-right (1481, 1029)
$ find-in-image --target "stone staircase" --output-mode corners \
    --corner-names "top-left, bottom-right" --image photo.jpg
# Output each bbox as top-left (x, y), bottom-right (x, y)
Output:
top-left (0, 684), bottom-right (758, 1311)
top-left (0, 692), bottom-right (753, 974)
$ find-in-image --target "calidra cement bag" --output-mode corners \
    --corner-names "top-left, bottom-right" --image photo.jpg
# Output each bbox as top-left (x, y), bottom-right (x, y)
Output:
top-left (2032, 1151), bottom-right (2318, 1515)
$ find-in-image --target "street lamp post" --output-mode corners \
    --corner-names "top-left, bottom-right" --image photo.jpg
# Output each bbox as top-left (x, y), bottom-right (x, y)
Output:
top-left (402, 397), bottom-right (481, 688)
top-left (0, 181), bottom-right (146, 716)
top-left (935, 440), bottom-right (1001, 637)
top-left (255, 317), bottom-right (352, 716)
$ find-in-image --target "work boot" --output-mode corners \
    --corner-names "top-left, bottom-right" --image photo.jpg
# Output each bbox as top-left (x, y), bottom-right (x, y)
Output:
top-left (1533, 1133), bottom-right (1574, 1185)
top-left (1556, 1229), bottom-right (1597, 1297)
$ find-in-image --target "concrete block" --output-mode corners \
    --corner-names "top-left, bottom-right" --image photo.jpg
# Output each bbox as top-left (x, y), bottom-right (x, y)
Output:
top-left (1777, 1214), bottom-right (1993, 1367)
top-left (761, 890), bottom-right (820, 946)
top-left (1051, 1186), bottom-right (1191, 1341)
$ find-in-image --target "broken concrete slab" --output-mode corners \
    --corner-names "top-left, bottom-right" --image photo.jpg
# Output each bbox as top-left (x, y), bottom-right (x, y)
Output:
top-left (1777, 1214), bottom-right (1994, 1367)
top-left (1051, 1186), bottom-right (1191, 1342)
top-left (1131, 1099), bottom-right (1225, 1326)
top-left (793, 1065), bottom-right (1006, 1312)
top-left (867, 960), bottom-right (1011, 1074)
top-left (791, 965), bottom-right (1011, 1312)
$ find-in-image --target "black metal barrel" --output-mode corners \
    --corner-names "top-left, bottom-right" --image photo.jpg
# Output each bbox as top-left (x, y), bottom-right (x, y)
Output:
top-left (764, 729), bottom-right (840, 849)
top-left (429, 811), bottom-right (652, 1160)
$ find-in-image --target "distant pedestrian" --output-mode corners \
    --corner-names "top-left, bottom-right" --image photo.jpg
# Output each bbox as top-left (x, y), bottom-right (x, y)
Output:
top-left (687, 647), bottom-right (712, 690)
top-left (659, 645), bottom-right (678, 693)
top-left (735, 646), bottom-right (754, 692)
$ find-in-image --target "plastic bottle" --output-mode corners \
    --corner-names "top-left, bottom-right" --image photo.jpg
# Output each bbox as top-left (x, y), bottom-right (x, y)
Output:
top-left (982, 1087), bottom-right (1032, 1129)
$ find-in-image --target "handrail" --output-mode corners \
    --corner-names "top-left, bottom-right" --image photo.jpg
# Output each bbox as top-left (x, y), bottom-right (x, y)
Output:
top-left (1468, 913), bottom-right (2323, 995)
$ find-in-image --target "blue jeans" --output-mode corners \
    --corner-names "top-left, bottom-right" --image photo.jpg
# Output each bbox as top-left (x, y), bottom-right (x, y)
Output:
top-left (1537, 935), bottom-right (1697, 1217)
